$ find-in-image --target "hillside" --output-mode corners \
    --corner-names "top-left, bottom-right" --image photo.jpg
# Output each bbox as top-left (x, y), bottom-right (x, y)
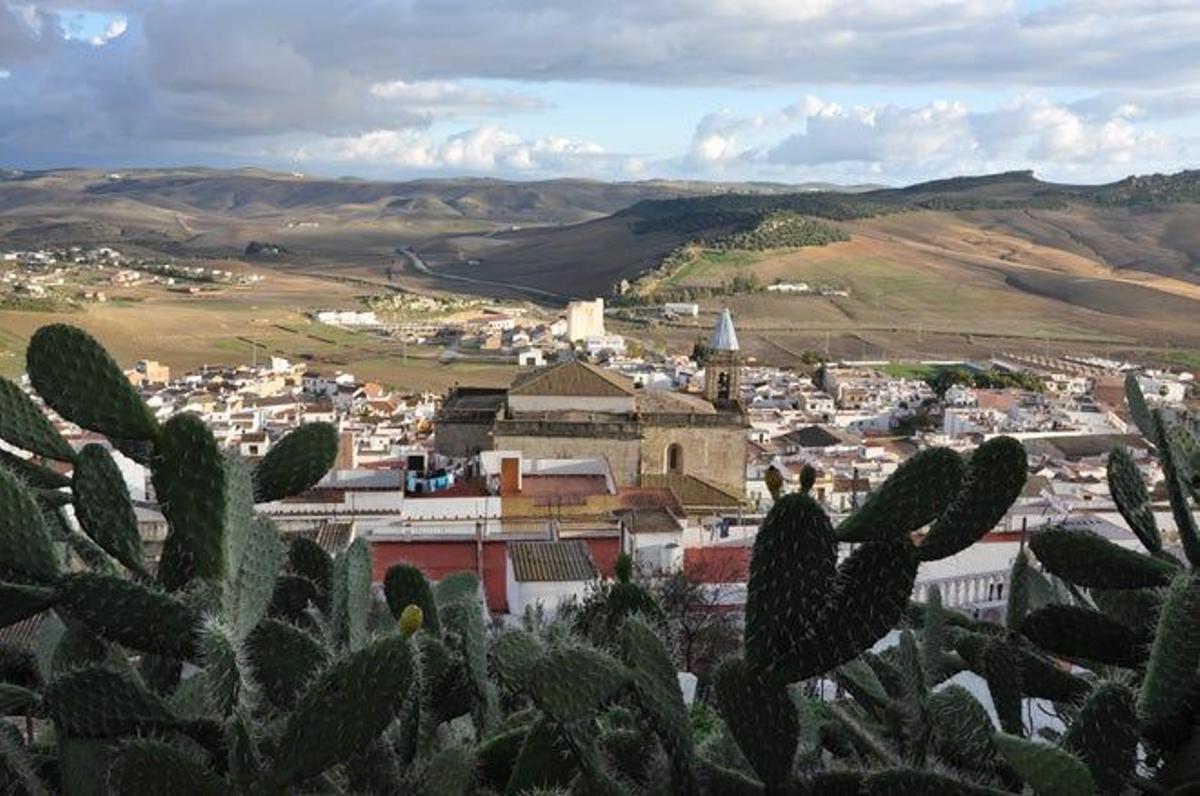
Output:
top-left (1, 166), bottom-right (1198, 368)
top-left (431, 170), bottom-right (1200, 290)
top-left (0, 168), bottom-right (869, 257)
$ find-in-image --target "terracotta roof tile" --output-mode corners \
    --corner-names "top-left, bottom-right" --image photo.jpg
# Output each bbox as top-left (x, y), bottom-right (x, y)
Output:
top-left (509, 360), bottom-right (636, 398)
top-left (508, 540), bottom-right (598, 582)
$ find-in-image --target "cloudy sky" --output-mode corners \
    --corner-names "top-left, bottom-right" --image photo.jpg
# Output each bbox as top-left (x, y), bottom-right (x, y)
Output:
top-left (1, 0), bottom-right (1197, 184)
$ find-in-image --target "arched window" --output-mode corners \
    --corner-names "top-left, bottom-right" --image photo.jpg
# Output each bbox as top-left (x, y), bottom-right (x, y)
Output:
top-left (717, 371), bottom-right (731, 402)
top-left (666, 443), bottom-right (684, 474)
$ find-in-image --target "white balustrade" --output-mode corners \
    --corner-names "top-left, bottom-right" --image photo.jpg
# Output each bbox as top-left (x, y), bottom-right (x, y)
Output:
top-left (913, 569), bottom-right (1010, 610)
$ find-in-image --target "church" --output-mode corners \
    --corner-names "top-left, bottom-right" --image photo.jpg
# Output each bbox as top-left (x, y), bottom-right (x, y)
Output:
top-left (436, 310), bottom-right (748, 502)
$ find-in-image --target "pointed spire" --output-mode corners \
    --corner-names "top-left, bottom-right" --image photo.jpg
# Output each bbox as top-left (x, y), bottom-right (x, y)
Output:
top-left (709, 308), bottom-right (739, 352)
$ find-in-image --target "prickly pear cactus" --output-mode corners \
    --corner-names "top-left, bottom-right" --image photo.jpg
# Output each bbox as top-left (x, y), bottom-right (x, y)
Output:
top-left (918, 435), bottom-right (1027, 561)
top-left (26, 323), bottom-right (159, 441)
top-left (0, 376), bottom-right (76, 462)
top-left (251, 421), bottom-right (339, 503)
top-left (384, 563), bottom-right (441, 634)
top-left (270, 632), bottom-right (415, 788)
top-left (72, 443), bottom-right (145, 575)
top-left (0, 468), bottom-right (60, 584)
top-left (836, 446), bottom-right (963, 542)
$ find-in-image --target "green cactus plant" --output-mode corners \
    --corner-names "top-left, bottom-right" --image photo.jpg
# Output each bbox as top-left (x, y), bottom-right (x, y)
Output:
top-left (917, 435), bottom-right (1028, 561)
top-left (26, 324), bottom-right (159, 441)
top-left (1029, 525), bottom-right (1176, 589)
top-left (251, 421), bottom-right (339, 503)
top-left (836, 446), bottom-right (964, 543)
top-left (269, 632), bottom-right (415, 788)
top-left (714, 657), bottom-right (797, 788)
top-left (56, 572), bottom-right (198, 660)
top-left (1062, 681), bottom-right (1137, 795)
top-left (0, 468), bottom-right (60, 584)
top-left (0, 376), bottom-right (76, 462)
top-left (108, 739), bottom-right (230, 796)
top-left (992, 733), bottom-right (1095, 796)
top-left (71, 444), bottom-right (146, 575)
top-left (1137, 573), bottom-right (1200, 732)
top-left (1106, 446), bottom-right (1161, 553)
top-left (384, 563), bottom-right (441, 634)
top-left (1021, 604), bottom-right (1147, 668)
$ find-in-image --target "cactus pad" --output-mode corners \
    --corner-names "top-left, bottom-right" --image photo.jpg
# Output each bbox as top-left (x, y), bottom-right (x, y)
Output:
top-left (272, 632), bottom-right (415, 787)
top-left (45, 666), bottom-right (178, 736)
top-left (384, 563), bottom-right (440, 633)
top-left (1063, 682), bottom-right (1136, 795)
top-left (1030, 525), bottom-right (1174, 590)
top-left (794, 539), bottom-right (919, 680)
top-left (619, 618), bottom-right (694, 790)
top-left (72, 444), bottom-right (145, 574)
top-left (152, 413), bottom-right (229, 588)
top-left (837, 447), bottom-right (964, 542)
top-left (108, 739), bottom-right (230, 796)
top-left (982, 638), bottom-right (1024, 736)
top-left (1137, 573), bottom-right (1200, 731)
top-left (251, 422), bottom-right (339, 503)
top-left (0, 468), bottom-right (59, 583)
top-left (1106, 447), bottom-right (1160, 553)
top-left (525, 645), bottom-right (629, 723)
top-left (224, 516), bottom-right (283, 641)
top-left (246, 618), bottom-right (328, 709)
top-left (58, 573), bottom-right (199, 661)
top-left (714, 657), bottom-right (798, 787)
top-left (26, 324), bottom-right (158, 441)
top-left (0, 376), bottom-right (75, 461)
top-left (927, 684), bottom-right (997, 768)
top-left (993, 733), bottom-right (1095, 796)
top-left (1022, 604), bottom-right (1146, 668)
top-left (1124, 372), bottom-right (1158, 440)
top-left (0, 581), bottom-right (58, 628)
top-left (331, 536), bottom-right (372, 651)
top-left (0, 448), bottom-right (71, 489)
top-left (918, 435), bottom-right (1027, 562)
top-left (745, 493), bottom-right (836, 673)
top-left (505, 717), bottom-right (577, 795)
top-left (287, 536), bottom-right (333, 602)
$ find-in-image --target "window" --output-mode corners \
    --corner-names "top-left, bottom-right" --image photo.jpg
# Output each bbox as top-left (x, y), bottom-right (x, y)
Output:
top-left (666, 443), bottom-right (684, 474)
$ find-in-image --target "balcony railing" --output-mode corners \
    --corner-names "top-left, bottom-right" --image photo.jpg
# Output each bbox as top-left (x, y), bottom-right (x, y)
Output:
top-left (913, 569), bottom-right (1009, 610)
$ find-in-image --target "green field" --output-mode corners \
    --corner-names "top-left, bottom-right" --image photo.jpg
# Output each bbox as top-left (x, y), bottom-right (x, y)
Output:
top-left (665, 249), bottom-right (759, 285)
top-left (876, 363), bottom-right (953, 380)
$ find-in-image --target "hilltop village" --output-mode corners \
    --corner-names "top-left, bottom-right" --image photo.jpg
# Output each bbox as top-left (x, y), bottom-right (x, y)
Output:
top-left (3, 300), bottom-right (1194, 619)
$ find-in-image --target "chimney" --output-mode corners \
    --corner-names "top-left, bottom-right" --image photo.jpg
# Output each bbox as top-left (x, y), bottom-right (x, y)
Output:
top-left (500, 456), bottom-right (521, 496)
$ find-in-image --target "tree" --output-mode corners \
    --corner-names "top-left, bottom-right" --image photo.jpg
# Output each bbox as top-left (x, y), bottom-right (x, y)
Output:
top-left (653, 558), bottom-right (743, 689)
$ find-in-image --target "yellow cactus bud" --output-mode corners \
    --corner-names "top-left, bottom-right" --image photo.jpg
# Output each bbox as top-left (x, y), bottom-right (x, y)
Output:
top-left (398, 604), bottom-right (424, 637)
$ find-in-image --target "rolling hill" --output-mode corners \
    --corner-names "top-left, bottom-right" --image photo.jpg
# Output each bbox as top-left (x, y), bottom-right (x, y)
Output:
top-left (0, 166), bottom-right (1197, 367)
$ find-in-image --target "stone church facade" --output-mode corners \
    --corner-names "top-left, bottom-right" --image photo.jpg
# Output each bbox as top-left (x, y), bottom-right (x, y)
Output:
top-left (436, 310), bottom-right (748, 498)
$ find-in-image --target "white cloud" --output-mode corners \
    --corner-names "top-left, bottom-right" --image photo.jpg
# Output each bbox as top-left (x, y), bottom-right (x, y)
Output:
top-left (88, 17), bottom-right (127, 47)
top-left (681, 92), bottom-right (1183, 179)
top-left (368, 80), bottom-right (545, 114)
top-left (971, 95), bottom-right (1172, 164)
top-left (0, 70), bottom-right (9, 80)
top-left (316, 125), bottom-right (611, 175)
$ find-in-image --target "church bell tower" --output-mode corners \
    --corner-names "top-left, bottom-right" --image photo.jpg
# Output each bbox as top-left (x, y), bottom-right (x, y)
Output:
top-left (704, 308), bottom-right (742, 409)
